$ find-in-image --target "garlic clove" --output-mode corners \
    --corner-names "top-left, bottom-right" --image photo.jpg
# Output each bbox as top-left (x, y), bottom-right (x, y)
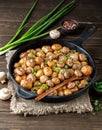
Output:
top-left (0, 88), bottom-right (12, 100)
top-left (0, 72), bottom-right (7, 84)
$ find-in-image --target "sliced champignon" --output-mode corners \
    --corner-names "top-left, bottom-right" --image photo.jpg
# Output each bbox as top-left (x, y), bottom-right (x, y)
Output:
top-left (58, 73), bottom-right (65, 81)
top-left (42, 46), bottom-right (52, 53)
top-left (36, 69), bottom-right (44, 78)
top-left (46, 80), bottom-right (54, 87)
top-left (43, 67), bottom-right (52, 76)
top-left (63, 89), bottom-right (72, 96)
top-left (81, 65), bottom-right (93, 75)
top-left (52, 77), bottom-right (60, 85)
top-left (20, 79), bottom-right (33, 90)
top-left (72, 61), bottom-right (81, 70)
top-left (27, 73), bottom-right (36, 83)
top-left (40, 75), bottom-right (48, 83)
top-left (61, 46), bottom-right (70, 53)
top-left (78, 79), bottom-right (88, 88)
top-left (14, 67), bottom-right (25, 76)
top-left (36, 51), bottom-right (46, 58)
top-left (52, 44), bottom-right (62, 51)
top-left (70, 87), bottom-right (79, 93)
top-left (79, 53), bottom-right (87, 61)
top-left (35, 57), bottom-right (43, 65)
top-left (67, 82), bottom-right (75, 89)
top-left (26, 59), bottom-right (35, 67)
top-left (66, 59), bottom-right (73, 67)
top-left (70, 53), bottom-right (79, 61)
top-left (74, 69), bottom-right (83, 77)
top-left (58, 55), bottom-right (67, 62)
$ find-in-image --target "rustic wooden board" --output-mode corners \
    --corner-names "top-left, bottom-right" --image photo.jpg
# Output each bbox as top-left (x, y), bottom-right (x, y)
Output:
top-left (0, 0), bottom-right (102, 130)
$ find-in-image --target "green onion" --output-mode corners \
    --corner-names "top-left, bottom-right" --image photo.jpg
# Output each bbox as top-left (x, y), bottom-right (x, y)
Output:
top-left (22, 0), bottom-right (75, 39)
top-left (7, 0), bottom-right (39, 45)
top-left (21, 0), bottom-right (65, 38)
top-left (0, 0), bottom-right (64, 52)
top-left (0, 0), bottom-right (76, 55)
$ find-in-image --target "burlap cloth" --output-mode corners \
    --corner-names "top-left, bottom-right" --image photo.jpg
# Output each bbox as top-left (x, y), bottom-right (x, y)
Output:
top-left (6, 51), bottom-right (93, 116)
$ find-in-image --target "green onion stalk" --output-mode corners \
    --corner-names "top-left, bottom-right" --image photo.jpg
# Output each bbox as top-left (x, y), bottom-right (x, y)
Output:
top-left (0, 0), bottom-right (76, 55)
top-left (8, 0), bottom-right (39, 44)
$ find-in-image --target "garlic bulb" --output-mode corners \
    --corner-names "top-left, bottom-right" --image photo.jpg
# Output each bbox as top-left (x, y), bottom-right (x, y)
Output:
top-left (0, 72), bottom-right (6, 84)
top-left (49, 29), bottom-right (60, 39)
top-left (0, 88), bottom-right (12, 100)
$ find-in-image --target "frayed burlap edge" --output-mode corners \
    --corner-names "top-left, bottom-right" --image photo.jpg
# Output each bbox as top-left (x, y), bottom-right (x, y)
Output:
top-left (6, 51), bottom-right (93, 116)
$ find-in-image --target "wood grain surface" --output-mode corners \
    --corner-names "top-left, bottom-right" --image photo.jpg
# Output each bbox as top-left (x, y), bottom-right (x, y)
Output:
top-left (0, 0), bottom-right (102, 130)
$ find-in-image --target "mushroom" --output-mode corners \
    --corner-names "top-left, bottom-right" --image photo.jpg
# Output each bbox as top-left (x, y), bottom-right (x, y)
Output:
top-left (0, 72), bottom-right (7, 84)
top-left (49, 29), bottom-right (61, 39)
top-left (0, 88), bottom-right (12, 100)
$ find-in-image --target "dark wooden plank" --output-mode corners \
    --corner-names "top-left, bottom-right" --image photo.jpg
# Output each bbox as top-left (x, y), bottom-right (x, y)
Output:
top-left (0, 21), bottom-right (102, 37)
top-left (0, 0), bottom-right (102, 23)
top-left (0, 112), bottom-right (102, 130)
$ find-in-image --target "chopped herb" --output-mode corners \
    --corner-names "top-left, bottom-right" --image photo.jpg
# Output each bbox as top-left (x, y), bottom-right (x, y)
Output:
top-left (31, 87), bottom-right (37, 93)
top-left (57, 69), bottom-right (61, 74)
top-left (38, 82), bottom-right (43, 86)
top-left (73, 49), bottom-right (76, 53)
top-left (42, 84), bottom-right (49, 91)
top-left (82, 63), bottom-right (85, 67)
top-left (61, 72), bottom-right (64, 75)
top-left (33, 69), bottom-right (37, 76)
top-left (44, 59), bottom-right (48, 64)
top-left (85, 81), bottom-right (89, 85)
top-left (31, 87), bottom-right (34, 91)
top-left (64, 53), bottom-right (71, 59)
top-left (92, 99), bottom-right (102, 115)
top-left (37, 85), bottom-right (41, 89)
top-left (52, 66), bottom-right (56, 71)
top-left (57, 50), bottom-right (62, 53)
top-left (94, 81), bottom-right (102, 92)
top-left (94, 106), bottom-right (99, 112)
top-left (94, 100), bottom-right (99, 106)
top-left (28, 53), bottom-right (34, 58)
top-left (74, 81), bottom-right (79, 86)
top-left (55, 67), bottom-right (61, 72)
top-left (59, 62), bottom-right (63, 65)
top-left (65, 65), bottom-right (68, 70)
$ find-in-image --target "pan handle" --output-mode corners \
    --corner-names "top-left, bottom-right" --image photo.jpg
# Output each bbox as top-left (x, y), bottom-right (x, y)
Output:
top-left (74, 24), bottom-right (97, 47)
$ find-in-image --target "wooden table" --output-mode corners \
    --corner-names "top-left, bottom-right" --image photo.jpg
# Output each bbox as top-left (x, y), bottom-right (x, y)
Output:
top-left (0, 0), bottom-right (102, 130)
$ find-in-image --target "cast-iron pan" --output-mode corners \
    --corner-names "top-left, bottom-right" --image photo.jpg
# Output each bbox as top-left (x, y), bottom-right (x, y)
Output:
top-left (9, 24), bottom-right (97, 103)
